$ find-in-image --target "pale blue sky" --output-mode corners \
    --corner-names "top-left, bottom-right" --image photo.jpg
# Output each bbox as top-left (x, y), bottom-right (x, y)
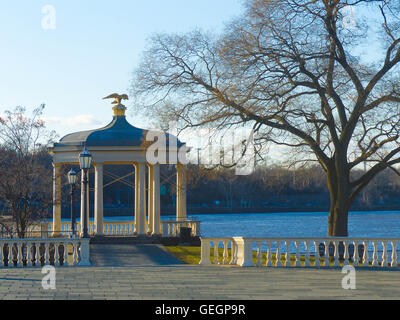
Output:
top-left (0, 0), bottom-right (243, 139)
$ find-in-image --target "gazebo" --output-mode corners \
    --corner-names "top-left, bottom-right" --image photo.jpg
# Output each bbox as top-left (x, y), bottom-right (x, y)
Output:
top-left (48, 95), bottom-right (189, 237)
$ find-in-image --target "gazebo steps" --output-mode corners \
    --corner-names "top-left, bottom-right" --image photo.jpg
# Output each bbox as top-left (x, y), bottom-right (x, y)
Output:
top-left (89, 235), bottom-right (201, 246)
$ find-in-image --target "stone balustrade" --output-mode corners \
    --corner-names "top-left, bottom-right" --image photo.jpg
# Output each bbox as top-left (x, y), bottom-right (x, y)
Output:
top-left (200, 237), bottom-right (400, 268)
top-left (45, 220), bottom-right (200, 237)
top-left (0, 238), bottom-right (90, 268)
top-left (2, 220), bottom-right (200, 238)
top-left (161, 220), bottom-right (200, 237)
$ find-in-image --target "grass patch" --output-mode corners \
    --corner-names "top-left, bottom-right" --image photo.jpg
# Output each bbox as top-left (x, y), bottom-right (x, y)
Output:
top-left (163, 246), bottom-right (202, 265)
top-left (163, 245), bottom-right (369, 267)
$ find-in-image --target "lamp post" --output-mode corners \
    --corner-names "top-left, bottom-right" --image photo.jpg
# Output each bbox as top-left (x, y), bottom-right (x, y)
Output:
top-left (67, 169), bottom-right (78, 238)
top-left (79, 148), bottom-right (92, 238)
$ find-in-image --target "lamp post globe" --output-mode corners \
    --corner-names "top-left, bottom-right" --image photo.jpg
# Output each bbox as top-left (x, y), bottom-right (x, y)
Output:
top-left (79, 148), bottom-right (92, 238)
top-left (68, 168), bottom-right (78, 185)
top-left (79, 148), bottom-right (92, 169)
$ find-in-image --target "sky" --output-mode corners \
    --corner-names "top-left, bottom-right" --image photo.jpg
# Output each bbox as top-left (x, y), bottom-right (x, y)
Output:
top-left (0, 0), bottom-right (243, 140)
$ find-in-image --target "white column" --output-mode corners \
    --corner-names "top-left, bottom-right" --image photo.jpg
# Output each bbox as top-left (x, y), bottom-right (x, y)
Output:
top-left (135, 162), bottom-right (146, 235)
top-left (52, 163), bottom-right (62, 236)
top-left (148, 164), bottom-right (154, 234)
top-left (152, 164), bottom-right (161, 235)
top-left (176, 163), bottom-right (187, 221)
top-left (94, 162), bottom-right (104, 235)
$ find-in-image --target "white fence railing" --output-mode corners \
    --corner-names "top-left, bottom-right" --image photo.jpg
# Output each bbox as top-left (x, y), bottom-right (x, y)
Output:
top-left (0, 238), bottom-right (90, 268)
top-left (200, 237), bottom-right (400, 268)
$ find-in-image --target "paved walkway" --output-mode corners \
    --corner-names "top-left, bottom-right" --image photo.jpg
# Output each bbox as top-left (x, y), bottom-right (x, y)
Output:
top-left (0, 265), bottom-right (400, 299)
top-left (89, 244), bottom-right (183, 266)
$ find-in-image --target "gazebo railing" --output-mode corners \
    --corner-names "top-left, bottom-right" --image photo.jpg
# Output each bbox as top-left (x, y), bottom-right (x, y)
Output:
top-left (43, 220), bottom-right (200, 237)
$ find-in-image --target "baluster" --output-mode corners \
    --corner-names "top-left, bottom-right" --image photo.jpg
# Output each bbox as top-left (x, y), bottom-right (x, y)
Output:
top-left (229, 240), bottom-right (236, 265)
top-left (362, 240), bottom-right (369, 267)
top-left (223, 240), bottom-right (229, 265)
top-left (266, 241), bottom-right (272, 267)
top-left (372, 241), bottom-right (378, 266)
top-left (8, 243), bottom-right (13, 267)
top-left (54, 242), bottom-right (60, 267)
top-left (333, 241), bottom-right (340, 267)
top-left (284, 241), bottom-right (290, 267)
top-left (256, 241), bottom-right (262, 267)
top-left (61, 243), bottom-right (67, 266)
top-left (276, 241), bottom-right (281, 267)
top-left (382, 241), bottom-right (388, 267)
top-left (295, 241), bottom-right (300, 267)
top-left (26, 244), bottom-right (32, 267)
top-left (16, 243), bottom-right (22, 267)
top-left (35, 243), bottom-right (41, 267)
top-left (304, 240), bottom-right (310, 267)
top-left (343, 241), bottom-right (349, 266)
top-left (42, 243), bottom-right (47, 265)
top-left (391, 241), bottom-right (398, 268)
top-left (324, 241), bottom-right (330, 267)
top-left (0, 243), bottom-right (3, 267)
top-left (314, 240), bottom-right (320, 267)
top-left (213, 241), bottom-right (219, 264)
top-left (353, 241), bottom-right (359, 267)
top-left (73, 242), bottom-right (79, 265)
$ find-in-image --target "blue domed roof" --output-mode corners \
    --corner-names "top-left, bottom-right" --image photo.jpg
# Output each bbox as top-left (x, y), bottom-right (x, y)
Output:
top-left (54, 115), bottom-right (184, 148)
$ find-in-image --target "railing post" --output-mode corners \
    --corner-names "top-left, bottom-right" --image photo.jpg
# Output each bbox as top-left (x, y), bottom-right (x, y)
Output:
top-left (199, 238), bottom-right (211, 265)
top-left (79, 239), bottom-right (91, 266)
top-left (233, 237), bottom-right (254, 267)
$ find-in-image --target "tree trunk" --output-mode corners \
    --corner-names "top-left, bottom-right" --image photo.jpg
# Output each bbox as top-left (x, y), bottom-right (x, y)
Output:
top-left (327, 154), bottom-right (351, 237)
top-left (328, 200), bottom-right (350, 237)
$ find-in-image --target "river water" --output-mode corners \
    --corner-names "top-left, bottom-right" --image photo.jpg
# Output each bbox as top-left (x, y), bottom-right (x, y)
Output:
top-left (95, 211), bottom-right (400, 238)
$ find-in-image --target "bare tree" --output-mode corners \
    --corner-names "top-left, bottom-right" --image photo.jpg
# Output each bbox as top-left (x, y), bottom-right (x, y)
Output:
top-left (131, 0), bottom-right (400, 236)
top-left (0, 106), bottom-right (56, 238)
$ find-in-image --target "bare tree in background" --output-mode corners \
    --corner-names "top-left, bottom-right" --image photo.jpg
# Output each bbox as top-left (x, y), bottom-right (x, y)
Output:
top-left (0, 106), bottom-right (56, 238)
top-left (131, 0), bottom-right (400, 236)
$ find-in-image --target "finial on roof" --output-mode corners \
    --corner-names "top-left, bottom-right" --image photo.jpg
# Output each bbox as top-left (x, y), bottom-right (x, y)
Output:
top-left (103, 93), bottom-right (128, 117)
